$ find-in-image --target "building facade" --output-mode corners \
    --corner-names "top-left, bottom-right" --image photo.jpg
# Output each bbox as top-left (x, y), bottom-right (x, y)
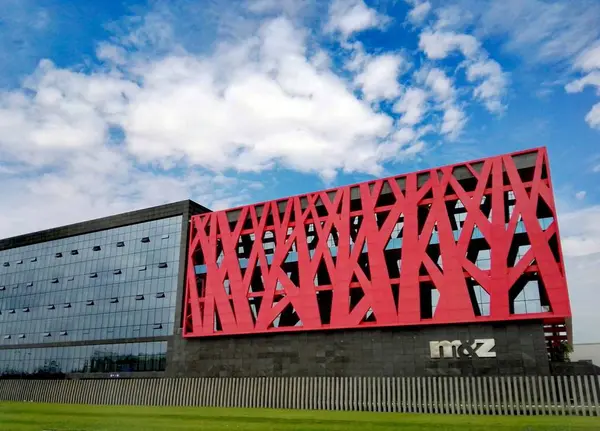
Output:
top-left (0, 201), bottom-right (208, 378)
top-left (175, 147), bottom-right (571, 377)
top-left (0, 147), bottom-right (573, 379)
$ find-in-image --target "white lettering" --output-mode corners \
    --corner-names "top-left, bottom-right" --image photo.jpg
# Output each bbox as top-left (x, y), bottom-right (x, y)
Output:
top-left (430, 338), bottom-right (496, 359)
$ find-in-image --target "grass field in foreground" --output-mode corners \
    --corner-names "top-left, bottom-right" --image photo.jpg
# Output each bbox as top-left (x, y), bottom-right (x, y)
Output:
top-left (1, 402), bottom-right (599, 431)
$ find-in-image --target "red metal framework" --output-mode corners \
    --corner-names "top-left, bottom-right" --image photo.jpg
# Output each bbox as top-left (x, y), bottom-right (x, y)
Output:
top-left (183, 147), bottom-right (571, 337)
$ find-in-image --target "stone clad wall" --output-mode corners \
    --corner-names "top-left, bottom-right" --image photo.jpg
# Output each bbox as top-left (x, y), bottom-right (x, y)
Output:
top-left (167, 321), bottom-right (549, 377)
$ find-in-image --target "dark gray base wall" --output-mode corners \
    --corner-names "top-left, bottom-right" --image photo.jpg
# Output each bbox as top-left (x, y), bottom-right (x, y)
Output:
top-left (166, 320), bottom-right (550, 377)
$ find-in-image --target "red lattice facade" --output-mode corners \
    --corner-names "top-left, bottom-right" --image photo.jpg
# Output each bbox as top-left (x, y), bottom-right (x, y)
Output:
top-left (183, 148), bottom-right (571, 338)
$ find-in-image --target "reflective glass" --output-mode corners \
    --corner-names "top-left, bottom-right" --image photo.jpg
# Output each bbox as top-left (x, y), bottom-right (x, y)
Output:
top-left (0, 341), bottom-right (167, 376)
top-left (0, 216), bottom-right (183, 345)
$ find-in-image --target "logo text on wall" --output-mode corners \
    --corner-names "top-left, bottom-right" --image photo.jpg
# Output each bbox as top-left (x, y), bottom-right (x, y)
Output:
top-left (429, 339), bottom-right (496, 359)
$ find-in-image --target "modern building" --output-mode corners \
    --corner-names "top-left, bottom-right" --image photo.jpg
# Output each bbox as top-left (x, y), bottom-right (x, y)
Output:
top-left (0, 147), bottom-right (572, 379)
top-left (0, 200), bottom-right (209, 378)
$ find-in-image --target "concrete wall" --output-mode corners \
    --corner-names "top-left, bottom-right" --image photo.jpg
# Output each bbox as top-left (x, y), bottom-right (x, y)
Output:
top-left (166, 321), bottom-right (549, 377)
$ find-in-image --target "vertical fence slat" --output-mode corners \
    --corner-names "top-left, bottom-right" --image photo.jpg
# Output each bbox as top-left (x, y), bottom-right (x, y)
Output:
top-left (425, 377), bottom-right (431, 414)
top-left (447, 378), bottom-right (453, 415)
top-left (432, 377), bottom-right (438, 414)
top-left (549, 376), bottom-right (558, 416)
top-left (499, 377), bottom-right (507, 415)
top-left (558, 376), bottom-right (566, 416)
top-left (577, 375), bottom-right (586, 416)
top-left (569, 376), bottom-right (578, 416)
top-left (590, 376), bottom-right (600, 416)
top-left (3, 374), bottom-right (600, 416)
top-left (535, 376), bottom-right (543, 415)
top-left (506, 377), bottom-right (513, 416)
top-left (525, 376), bottom-right (533, 416)
top-left (465, 377), bottom-right (472, 415)
top-left (582, 375), bottom-right (591, 417)
top-left (542, 376), bottom-right (551, 416)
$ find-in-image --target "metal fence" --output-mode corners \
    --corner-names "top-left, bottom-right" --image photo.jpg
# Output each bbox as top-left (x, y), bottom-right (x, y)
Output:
top-left (1, 376), bottom-right (599, 416)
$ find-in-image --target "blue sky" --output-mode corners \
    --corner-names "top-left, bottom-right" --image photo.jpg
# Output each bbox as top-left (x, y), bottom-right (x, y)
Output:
top-left (1, 0), bottom-right (600, 343)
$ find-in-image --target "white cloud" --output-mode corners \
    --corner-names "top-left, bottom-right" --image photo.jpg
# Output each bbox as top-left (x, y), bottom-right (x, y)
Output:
top-left (432, 4), bottom-right (473, 31)
top-left (420, 67), bottom-right (466, 139)
top-left (441, 106), bottom-right (466, 139)
top-left (418, 25), bottom-right (508, 115)
top-left (423, 67), bottom-right (455, 102)
top-left (573, 41), bottom-right (600, 72)
top-left (418, 1), bottom-right (600, 130)
top-left (118, 18), bottom-right (401, 178)
top-left (565, 43), bottom-right (600, 130)
top-left (575, 191), bottom-right (587, 201)
top-left (565, 71), bottom-right (600, 94)
top-left (452, 0), bottom-right (600, 65)
top-left (2, 17), bottom-right (419, 183)
top-left (559, 205), bottom-right (600, 257)
top-left (419, 31), bottom-right (480, 59)
top-left (466, 59), bottom-right (508, 113)
top-left (585, 102), bottom-right (600, 129)
top-left (354, 54), bottom-right (405, 101)
top-left (325, 0), bottom-right (387, 39)
top-left (557, 203), bottom-right (600, 342)
top-left (393, 87), bottom-right (428, 125)
top-left (564, 253), bottom-right (600, 343)
top-left (0, 146), bottom-right (256, 238)
top-left (1, 9), bottom-right (452, 238)
top-left (408, 1), bottom-right (432, 25)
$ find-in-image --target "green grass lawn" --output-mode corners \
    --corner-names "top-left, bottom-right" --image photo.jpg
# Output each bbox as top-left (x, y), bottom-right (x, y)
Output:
top-left (0, 402), bottom-right (598, 431)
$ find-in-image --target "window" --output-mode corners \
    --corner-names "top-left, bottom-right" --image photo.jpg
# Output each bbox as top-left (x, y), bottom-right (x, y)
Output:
top-left (156, 292), bottom-right (165, 298)
top-left (86, 300), bottom-right (94, 306)
top-left (22, 307), bottom-right (30, 312)
top-left (0, 286), bottom-right (5, 291)
top-left (3, 335), bottom-right (10, 340)
top-left (113, 269), bottom-right (122, 275)
top-left (26, 282), bottom-right (33, 287)
top-left (55, 252), bottom-right (62, 258)
top-left (135, 294), bottom-right (144, 300)
top-left (18, 334), bottom-right (25, 339)
top-left (8, 309), bottom-right (15, 314)
top-left (93, 245), bottom-right (101, 251)
top-left (71, 249), bottom-right (78, 255)
top-left (110, 298), bottom-right (119, 303)
top-left (158, 262), bottom-right (168, 268)
top-left (51, 278), bottom-right (59, 283)
top-left (68, 276), bottom-right (75, 281)
top-left (153, 323), bottom-right (163, 330)
top-left (16, 259), bottom-right (23, 264)
top-left (141, 237), bottom-right (150, 243)
top-left (89, 272), bottom-right (98, 278)
top-left (60, 331), bottom-right (68, 336)
top-left (513, 281), bottom-right (546, 314)
top-left (47, 304), bottom-right (55, 310)
top-left (43, 332), bottom-right (51, 337)
top-left (64, 303), bottom-right (71, 308)
top-left (30, 257), bottom-right (37, 262)
top-left (138, 265), bottom-right (146, 271)
top-left (161, 234), bottom-right (169, 240)
top-left (117, 241), bottom-right (125, 247)
top-left (2, 262), bottom-right (8, 267)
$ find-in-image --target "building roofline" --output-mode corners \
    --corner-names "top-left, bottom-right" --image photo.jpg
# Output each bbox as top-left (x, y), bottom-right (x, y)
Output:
top-left (0, 199), bottom-right (211, 251)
